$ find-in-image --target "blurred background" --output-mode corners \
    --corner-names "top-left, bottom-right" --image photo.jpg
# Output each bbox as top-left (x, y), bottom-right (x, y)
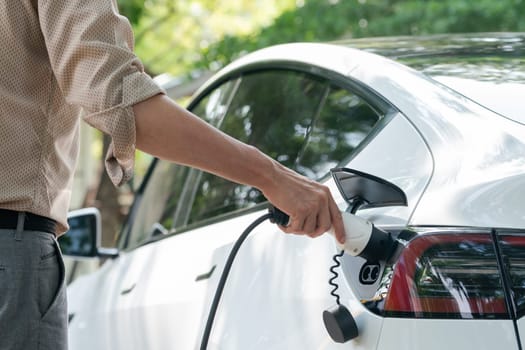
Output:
top-left (73, 0), bottom-right (525, 250)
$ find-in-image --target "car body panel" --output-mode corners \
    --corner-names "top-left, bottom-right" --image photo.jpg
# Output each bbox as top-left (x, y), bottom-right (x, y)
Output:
top-left (432, 76), bottom-right (525, 125)
top-left (377, 318), bottom-right (518, 350)
top-left (340, 112), bottom-right (433, 227)
top-left (201, 212), bottom-right (385, 349)
top-left (68, 215), bottom-right (253, 349)
top-left (68, 210), bottom-right (387, 349)
top-left (349, 55), bottom-right (525, 229)
top-left (519, 318), bottom-right (525, 344)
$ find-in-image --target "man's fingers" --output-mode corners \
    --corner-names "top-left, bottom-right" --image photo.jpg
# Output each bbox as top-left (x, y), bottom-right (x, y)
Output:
top-left (329, 199), bottom-right (345, 244)
top-left (284, 215), bottom-right (305, 234)
top-left (302, 213), bottom-right (317, 236)
top-left (269, 182), bottom-right (342, 240)
top-left (314, 203), bottom-right (331, 237)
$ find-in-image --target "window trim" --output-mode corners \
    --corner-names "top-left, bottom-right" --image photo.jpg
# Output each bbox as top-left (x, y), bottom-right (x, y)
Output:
top-left (187, 61), bottom-right (396, 118)
top-left (118, 156), bottom-right (160, 249)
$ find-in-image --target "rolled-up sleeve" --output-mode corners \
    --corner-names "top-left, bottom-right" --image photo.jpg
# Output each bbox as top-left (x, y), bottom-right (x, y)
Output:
top-left (38, 0), bottom-right (164, 186)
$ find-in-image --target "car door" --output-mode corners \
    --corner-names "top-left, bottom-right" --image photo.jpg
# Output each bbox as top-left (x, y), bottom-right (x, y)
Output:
top-left (67, 80), bottom-right (240, 350)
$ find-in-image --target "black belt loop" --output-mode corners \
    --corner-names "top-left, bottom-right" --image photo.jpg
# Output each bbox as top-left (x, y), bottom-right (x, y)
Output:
top-left (14, 212), bottom-right (25, 241)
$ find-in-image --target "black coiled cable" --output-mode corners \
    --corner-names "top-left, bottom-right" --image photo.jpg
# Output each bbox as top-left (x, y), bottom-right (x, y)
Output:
top-left (328, 250), bottom-right (345, 305)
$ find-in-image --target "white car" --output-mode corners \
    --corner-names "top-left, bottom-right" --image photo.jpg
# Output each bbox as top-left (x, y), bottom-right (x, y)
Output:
top-left (62, 33), bottom-right (525, 349)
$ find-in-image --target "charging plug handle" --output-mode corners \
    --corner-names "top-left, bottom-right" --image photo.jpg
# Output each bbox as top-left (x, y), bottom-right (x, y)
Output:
top-left (268, 206), bottom-right (290, 226)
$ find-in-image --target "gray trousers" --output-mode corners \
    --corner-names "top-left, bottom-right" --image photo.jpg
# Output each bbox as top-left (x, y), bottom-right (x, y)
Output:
top-left (0, 213), bottom-right (68, 350)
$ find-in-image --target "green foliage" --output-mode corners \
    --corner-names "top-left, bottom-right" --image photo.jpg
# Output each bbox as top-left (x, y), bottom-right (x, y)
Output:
top-left (198, 0), bottom-right (525, 72)
top-left (117, 0), bottom-right (146, 25)
top-left (124, 0), bottom-right (294, 76)
top-left (121, 0), bottom-right (525, 76)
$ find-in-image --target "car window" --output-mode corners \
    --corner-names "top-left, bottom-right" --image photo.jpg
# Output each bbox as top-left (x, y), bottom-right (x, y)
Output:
top-left (296, 85), bottom-right (382, 179)
top-left (125, 162), bottom-right (190, 247)
top-left (191, 79), bottom-right (240, 127)
top-left (123, 80), bottom-right (236, 249)
top-left (186, 71), bottom-right (383, 227)
top-left (186, 70), bottom-right (328, 226)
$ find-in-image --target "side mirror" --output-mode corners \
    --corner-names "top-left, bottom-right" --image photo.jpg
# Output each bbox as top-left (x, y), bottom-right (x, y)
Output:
top-left (58, 207), bottom-right (118, 259)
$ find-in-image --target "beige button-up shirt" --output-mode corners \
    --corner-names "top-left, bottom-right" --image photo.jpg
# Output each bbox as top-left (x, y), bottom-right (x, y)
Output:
top-left (0, 0), bottom-right (164, 234)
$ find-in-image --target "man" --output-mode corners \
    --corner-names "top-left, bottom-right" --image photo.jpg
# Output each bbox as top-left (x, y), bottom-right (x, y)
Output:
top-left (0, 1), bottom-right (345, 349)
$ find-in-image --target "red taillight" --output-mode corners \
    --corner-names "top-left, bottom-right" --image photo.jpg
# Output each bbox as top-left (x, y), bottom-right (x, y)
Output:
top-left (384, 232), bottom-right (508, 319)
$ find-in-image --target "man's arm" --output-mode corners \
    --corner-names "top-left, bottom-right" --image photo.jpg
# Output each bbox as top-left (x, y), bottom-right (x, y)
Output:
top-left (36, 0), bottom-right (343, 241)
top-left (133, 94), bottom-right (345, 242)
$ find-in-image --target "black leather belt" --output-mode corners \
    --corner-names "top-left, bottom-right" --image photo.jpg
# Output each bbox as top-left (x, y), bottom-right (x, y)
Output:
top-left (0, 209), bottom-right (56, 235)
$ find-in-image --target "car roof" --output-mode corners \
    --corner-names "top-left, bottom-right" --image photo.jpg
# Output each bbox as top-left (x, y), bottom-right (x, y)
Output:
top-left (335, 33), bottom-right (525, 123)
top-left (194, 33), bottom-right (525, 124)
top-left (335, 32), bottom-right (525, 80)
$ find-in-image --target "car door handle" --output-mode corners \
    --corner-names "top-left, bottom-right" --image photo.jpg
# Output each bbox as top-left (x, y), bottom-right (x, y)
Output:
top-left (195, 265), bottom-right (216, 282)
top-left (120, 283), bottom-right (136, 295)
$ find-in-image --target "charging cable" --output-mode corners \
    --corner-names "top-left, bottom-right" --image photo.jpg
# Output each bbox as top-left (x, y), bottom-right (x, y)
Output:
top-left (199, 206), bottom-right (289, 350)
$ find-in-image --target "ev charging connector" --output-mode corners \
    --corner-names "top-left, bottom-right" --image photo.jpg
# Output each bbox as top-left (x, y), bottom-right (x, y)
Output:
top-left (323, 212), bottom-right (398, 343)
top-left (334, 212), bottom-right (398, 262)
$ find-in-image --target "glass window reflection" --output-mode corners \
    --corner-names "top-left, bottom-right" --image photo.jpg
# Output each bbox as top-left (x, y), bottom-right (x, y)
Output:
top-left (187, 70), bottom-right (327, 225)
top-left (297, 86), bottom-right (381, 179)
top-left (124, 81), bottom-right (236, 249)
top-left (126, 162), bottom-right (190, 248)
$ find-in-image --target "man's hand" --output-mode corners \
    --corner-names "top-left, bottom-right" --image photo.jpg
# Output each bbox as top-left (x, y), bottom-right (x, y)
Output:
top-left (261, 162), bottom-right (345, 244)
